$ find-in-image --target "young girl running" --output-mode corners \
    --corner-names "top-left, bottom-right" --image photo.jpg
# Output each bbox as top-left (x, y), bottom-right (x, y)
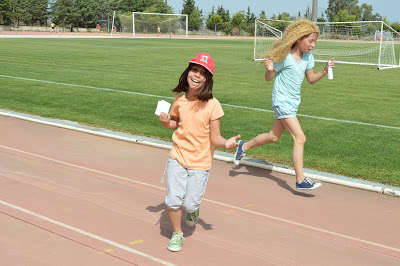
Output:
top-left (159, 53), bottom-right (240, 252)
top-left (234, 19), bottom-right (334, 190)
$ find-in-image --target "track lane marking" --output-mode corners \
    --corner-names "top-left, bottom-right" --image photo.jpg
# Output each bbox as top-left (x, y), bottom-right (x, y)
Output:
top-left (0, 199), bottom-right (175, 266)
top-left (0, 143), bottom-right (399, 256)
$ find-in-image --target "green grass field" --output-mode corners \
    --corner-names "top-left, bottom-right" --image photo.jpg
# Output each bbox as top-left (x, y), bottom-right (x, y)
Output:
top-left (1, 37), bottom-right (399, 187)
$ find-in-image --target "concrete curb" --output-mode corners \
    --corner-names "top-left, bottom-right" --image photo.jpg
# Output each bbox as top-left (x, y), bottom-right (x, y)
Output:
top-left (1, 109), bottom-right (399, 198)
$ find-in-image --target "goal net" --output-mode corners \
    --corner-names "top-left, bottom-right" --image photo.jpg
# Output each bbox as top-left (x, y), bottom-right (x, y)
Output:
top-left (118, 13), bottom-right (133, 35)
top-left (254, 19), bottom-right (400, 69)
top-left (131, 12), bottom-right (188, 38)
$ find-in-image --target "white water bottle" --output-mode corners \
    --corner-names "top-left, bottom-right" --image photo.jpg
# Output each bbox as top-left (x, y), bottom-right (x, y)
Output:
top-left (328, 60), bottom-right (333, 80)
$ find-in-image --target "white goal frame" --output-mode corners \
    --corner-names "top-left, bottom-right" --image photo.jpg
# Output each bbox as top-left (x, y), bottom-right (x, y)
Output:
top-left (132, 12), bottom-right (188, 38)
top-left (254, 19), bottom-right (400, 70)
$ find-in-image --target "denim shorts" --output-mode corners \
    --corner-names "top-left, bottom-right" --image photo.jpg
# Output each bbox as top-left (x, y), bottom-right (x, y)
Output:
top-left (272, 105), bottom-right (297, 119)
top-left (164, 158), bottom-right (209, 212)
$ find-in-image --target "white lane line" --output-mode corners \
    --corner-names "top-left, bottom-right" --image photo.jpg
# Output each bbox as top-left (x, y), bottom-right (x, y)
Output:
top-left (1, 144), bottom-right (399, 255)
top-left (0, 200), bottom-right (175, 266)
top-left (1, 74), bottom-right (399, 130)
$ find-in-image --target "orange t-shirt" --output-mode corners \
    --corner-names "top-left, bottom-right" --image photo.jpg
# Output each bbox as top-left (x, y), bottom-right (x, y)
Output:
top-left (170, 94), bottom-right (224, 170)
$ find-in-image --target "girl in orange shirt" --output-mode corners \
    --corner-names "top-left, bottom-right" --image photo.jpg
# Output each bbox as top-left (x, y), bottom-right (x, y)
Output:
top-left (159, 53), bottom-right (240, 252)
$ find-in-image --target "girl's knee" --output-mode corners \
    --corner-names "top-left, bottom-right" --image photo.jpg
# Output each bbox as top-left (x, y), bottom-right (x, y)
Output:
top-left (270, 135), bottom-right (280, 143)
top-left (295, 134), bottom-right (306, 145)
top-left (165, 195), bottom-right (183, 210)
top-left (266, 131), bottom-right (280, 143)
top-left (182, 200), bottom-right (200, 213)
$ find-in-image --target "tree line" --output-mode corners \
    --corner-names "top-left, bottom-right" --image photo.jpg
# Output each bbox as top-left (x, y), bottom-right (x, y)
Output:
top-left (1, 0), bottom-right (399, 32)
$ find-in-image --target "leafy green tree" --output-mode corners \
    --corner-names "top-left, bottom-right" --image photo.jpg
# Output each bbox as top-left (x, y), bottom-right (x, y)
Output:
top-left (207, 6), bottom-right (229, 31)
top-left (182, 0), bottom-right (202, 31)
top-left (325, 0), bottom-right (359, 21)
top-left (318, 12), bottom-right (326, 22)
top-left (325, 0), bottom-right (384, 22)
top-left (138, 5), bottom-right (163, 33)
top-left (216, 5), bottom-right (230, 23)
top-left (105, 0), bottom-right (121, 14)
top-left (269, 13), bottom-right (292, 32)
top-left (231, 11), bottom-right (246, 34)
top-left (74, 0), bottom-right (104, 28)
top-left (334, 9), bottom-right (356, 22)
top-left (208, 13), bottom-right (222, 31)
top-left (147, 0), bottom-right (171, 13)
top-left (360, 3), bottom-right (374, 21)
top-left (2, 0), bottom-right (48, 26)
top-left (205, 6), bottom-right (214, 30)
top-left (279, 12), bottom-right (294, 20)
top-left (391, 22), bottom-right (400, 33)
top-left (245, 6), bottom-right (255, 26)
top-left (0, 0), bottom-right (14, 25)
top-left (382, 17), bottom-right (390, 30)
top-left (271, 12), bottom-right (293, 21)
top-left (366, 23), bottom-right (376, 34)
top-left (119, 0), bottom-right (171, 13)
top-left (334, 9), bottom-right (357, 39)
top-left (245, 24), bottom-right (255, 36)
top-left (182, 0), bottom-right (196, 16)
top-left (29, 0), bottom-right (48, 26)
top-left (208, 6), bottom-right (215, 17)
top-left (221, 21), bottom-right (233, 36)
top-left (188, 8), bottom-right (201, 31)
top-left (119, 0), bottom-right (134, 13)
top-left (51, 0), bottom-right (77, 27)
top-left (304, 5), bottom-right (311, 20)
top-left (259, 11), bottom-right (267, 19)
top-left (13, 0), bottom-right (35, 26)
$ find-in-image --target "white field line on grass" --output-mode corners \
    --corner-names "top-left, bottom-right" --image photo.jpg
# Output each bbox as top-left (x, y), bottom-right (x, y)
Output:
top-left (1, 74), bottom-right (399, 131)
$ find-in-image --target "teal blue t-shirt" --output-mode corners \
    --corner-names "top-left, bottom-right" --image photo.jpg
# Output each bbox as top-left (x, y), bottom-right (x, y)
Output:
top-left (272, 52), bottom-right (314, 109)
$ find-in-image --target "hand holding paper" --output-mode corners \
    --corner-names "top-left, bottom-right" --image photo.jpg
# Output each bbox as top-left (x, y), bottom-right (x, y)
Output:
top-left (155, 100), bottom-right (171, 116)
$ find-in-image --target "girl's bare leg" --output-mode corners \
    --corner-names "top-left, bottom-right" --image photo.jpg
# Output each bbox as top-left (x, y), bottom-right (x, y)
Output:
top-left (243, 119), bottom-right (285, 151)
top-left (241, 117), bottom-right (306, 183)
top-left (279, 117), bottom-right (306, 183)
top-left (167, 208), bottom-right (183, 234)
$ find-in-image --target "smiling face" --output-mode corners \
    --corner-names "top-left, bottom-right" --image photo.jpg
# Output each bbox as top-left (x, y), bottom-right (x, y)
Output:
top-left (296, 32), bottom-right (318, 53)
top-left (187, 64), bottom-right (207, 92)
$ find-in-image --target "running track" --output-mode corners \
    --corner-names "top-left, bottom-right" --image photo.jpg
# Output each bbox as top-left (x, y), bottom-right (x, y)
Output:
top-left (0, 115), bottom-right (399, 265)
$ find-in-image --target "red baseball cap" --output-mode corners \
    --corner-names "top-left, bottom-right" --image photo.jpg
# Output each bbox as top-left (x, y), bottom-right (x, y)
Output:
top-left (189, 53), bottom-right (215, 76)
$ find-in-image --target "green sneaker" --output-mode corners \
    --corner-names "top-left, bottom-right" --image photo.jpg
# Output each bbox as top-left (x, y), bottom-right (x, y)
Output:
top-left (167, 232), bottom-right (184, 252)
top-left (185, 208), bottom-right (200, 227)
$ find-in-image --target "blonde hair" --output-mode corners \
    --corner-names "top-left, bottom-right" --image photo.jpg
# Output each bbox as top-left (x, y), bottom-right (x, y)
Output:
top-left (266, 19), bottom-right (320, 62)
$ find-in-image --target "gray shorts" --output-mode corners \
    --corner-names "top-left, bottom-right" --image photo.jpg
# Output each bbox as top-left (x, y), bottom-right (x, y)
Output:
top-left (164, 158), bottom-right (209, 212)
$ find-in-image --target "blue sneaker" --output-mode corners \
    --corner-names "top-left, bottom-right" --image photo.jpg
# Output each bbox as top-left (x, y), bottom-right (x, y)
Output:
top-left (296, 178), bottom-right (322, 190)
top-left (234, 140), bottom-right (246, 165)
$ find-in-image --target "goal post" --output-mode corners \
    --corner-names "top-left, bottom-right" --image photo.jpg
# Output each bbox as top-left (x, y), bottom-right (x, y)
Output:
top-left (254, 19), bottom-right (400, 70)
top-left (254, 20), bottom-right (283, 63)
top-left (132, 12), bottom-right (188, 38)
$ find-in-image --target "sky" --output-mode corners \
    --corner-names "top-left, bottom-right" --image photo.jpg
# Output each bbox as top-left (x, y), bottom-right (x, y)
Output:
top-left (167, 0), bottom-right (399, 23)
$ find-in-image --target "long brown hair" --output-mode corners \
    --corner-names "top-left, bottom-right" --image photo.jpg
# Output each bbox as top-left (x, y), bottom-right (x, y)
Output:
top-left (265, 19), bottom-right (320, 62)
top-left (172, 63), bottom-right (214, 101)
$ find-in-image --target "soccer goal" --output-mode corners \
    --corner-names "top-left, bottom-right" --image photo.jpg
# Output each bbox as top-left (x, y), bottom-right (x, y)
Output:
top-left (128, 12), bottom-right (189, 38)
top-left (254, 19), bottom-right (400, 69)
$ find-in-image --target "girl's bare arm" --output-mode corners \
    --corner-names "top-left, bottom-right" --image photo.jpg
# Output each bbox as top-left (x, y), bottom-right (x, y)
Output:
top-left (210, 118), bottom-right (240, 149)
top-left (306, 58), bottom-right (334, 84)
